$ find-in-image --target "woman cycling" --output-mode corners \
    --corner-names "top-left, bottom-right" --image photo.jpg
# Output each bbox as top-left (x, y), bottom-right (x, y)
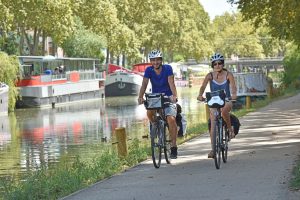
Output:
top-left (197, 53), bottom-right (237, 158)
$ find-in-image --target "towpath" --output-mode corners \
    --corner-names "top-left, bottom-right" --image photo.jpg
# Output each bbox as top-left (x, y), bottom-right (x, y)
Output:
top-left (63, 93), bottom-right (300, 200)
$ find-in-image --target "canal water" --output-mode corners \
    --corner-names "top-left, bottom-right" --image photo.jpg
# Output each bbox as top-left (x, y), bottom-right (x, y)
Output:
top-left (0, 87), bottom-right (207, 178)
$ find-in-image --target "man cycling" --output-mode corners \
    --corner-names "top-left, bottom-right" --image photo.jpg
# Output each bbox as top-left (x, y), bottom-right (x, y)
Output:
top-left (197, 53), bottom-right (237, 158)
top-left (138, 49), bottom-right (178, 159)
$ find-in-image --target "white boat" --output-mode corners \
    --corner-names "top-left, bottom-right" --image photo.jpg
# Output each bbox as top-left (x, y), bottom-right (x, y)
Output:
top-left (105, 70), bottom-right (145, 97)
top-left (105, 64), bottom-right (151, 97)
top-left (16, 56), bottom-right (105, 108)
top-left (0, 82), bottom-right (9, 115)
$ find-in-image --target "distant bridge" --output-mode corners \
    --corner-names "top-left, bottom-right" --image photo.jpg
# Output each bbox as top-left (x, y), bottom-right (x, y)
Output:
top-left (197, 57), bottom-right (284, 71)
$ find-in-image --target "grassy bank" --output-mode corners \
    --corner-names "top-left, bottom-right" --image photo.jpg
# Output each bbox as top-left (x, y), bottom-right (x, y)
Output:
top-left (1, 87), bottom-right (299, 199)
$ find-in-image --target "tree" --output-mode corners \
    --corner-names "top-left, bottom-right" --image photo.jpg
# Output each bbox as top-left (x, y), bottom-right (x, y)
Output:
top-left (256, 26), bottom-right (287, 57)
top-left (282, 44), bottom-right (300, 86)
top-left (212, 12), bottom-right (264, 58)
top-left (76, 0), bottom-right (139, 64)
top-left (228, 0), bottom-right (300, 46)
top-left (171, 0), bottom-right (212, 61)
top-left (1, 0), bottom-right (76, 55)
top-left (62, 19), bottom-right (106, 61)
top-left (0, 51), bottom-right (19, 111)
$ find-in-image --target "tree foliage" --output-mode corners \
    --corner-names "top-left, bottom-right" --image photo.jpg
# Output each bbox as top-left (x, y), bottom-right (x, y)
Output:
top-left (1, 0), bottom-right (75, 55)
top-left (229, 0), bottom-right (300, 46)
top-left (0, 51), bottom-right (19, 111)
top-left (61, 19), bottom-right (106, 61)
top-left (0, 0), bottom-right (288, 64)
top-left (282, 44), bottom-right (300, 85)
top-left (171, 0), bottom-right (212, 61)
top-left (212, 12), bottom-right (264, 58)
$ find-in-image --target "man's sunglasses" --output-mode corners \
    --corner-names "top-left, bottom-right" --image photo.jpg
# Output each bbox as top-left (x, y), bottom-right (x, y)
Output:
top-left (213, 61), bottom-right (223, 66)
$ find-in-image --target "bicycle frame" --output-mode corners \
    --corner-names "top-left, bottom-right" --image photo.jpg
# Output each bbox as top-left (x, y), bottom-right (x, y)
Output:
top-left (145, 93), bottom-right (172, 168)
top-left (203, 89), bottom-right (231, 169)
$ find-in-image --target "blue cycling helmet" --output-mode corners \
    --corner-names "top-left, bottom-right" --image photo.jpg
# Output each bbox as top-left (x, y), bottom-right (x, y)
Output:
top-left (148, 49), bottom-right (163, 59)
top-left (210, 53), bottom-right (224, 64)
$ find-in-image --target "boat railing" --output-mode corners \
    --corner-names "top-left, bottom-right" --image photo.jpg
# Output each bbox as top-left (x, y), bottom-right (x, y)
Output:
top-left (40, 75), bottom-right (52, 82)
top-left (79, 71), bottom-right (95, 80)
top-left (24, 71), bottom-right (103, 83)
top-left (52, 74), bottom-right (67, 80)
top-left (95, 72), bottom-right (104, 80)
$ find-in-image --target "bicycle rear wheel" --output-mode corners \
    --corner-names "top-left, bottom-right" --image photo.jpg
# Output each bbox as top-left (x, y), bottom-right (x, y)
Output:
top-left (151, 124), bottom-right (162, 168)
top-left (163, 123), bottom-right (171, 164)
top-left (213, 120), bottom-right (221, 169)
top-left (222, 126), bottom-right (229, 163)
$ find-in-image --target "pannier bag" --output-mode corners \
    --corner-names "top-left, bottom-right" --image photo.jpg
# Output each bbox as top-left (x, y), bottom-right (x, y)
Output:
top-left (208, 113), bottom-right (241, 136)
top-left (206, 90), bottom-right (226, 108)
top-left (144, 93), bottom-right (164, 110)
top-left (176, 103), bottom-right (187, 137)
top-left (230, 114), bottom-right (241, 135)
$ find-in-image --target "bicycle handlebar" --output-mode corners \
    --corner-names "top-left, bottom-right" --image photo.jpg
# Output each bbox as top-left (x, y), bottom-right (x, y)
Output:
top-left (197, 97), bottom-right (236, 103)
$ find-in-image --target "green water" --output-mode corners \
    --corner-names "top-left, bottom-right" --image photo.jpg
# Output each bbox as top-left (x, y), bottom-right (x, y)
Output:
top-left (0, 87), bottom-right (207, 177)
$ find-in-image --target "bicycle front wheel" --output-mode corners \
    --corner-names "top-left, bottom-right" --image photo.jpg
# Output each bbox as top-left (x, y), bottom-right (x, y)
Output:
top-left (151, 124), bottom-right (162, 168)
top-left (163, 124), bottom-right (171, 164)
top-left (213, 120), bottom-right (221, 169)
top-left (222, 126), bottom-right (229, 163)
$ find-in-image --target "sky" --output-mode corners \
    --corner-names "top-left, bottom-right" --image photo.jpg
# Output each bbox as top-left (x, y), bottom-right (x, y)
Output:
top-left (199, 0), bottom-right (238, 20)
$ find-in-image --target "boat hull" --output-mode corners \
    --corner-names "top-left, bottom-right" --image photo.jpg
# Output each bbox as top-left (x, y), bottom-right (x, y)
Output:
top-left (16, 80), bottom-right (105, 108)
top-left (105, 71), bottom-right (147, 97)
top-left (105, 82), bottom-right (140, 97)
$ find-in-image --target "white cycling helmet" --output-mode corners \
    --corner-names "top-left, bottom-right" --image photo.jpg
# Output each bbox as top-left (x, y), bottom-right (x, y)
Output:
top-left (210, 53), bottom-right (224, 63)
top-left (148, 49), bottom-right (163, 59)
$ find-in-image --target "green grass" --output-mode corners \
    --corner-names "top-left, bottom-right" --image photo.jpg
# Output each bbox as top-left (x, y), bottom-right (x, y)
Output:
top-left (0, 139), bottom-right (148, 200)
top-left (290, 161), bottom-right (300, 190)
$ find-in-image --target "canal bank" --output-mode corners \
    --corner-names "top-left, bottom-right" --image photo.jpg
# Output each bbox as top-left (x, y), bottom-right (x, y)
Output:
top-left (62, 92), bottom-right (300, 200)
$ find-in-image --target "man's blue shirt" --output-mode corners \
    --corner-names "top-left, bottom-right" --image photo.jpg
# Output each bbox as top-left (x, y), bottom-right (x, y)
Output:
top-left (144, 64), bottom-right (174, 96)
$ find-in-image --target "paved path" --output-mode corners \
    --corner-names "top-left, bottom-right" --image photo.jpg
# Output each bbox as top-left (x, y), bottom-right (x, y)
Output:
top-left (62, 93), bottom-right (300, 200)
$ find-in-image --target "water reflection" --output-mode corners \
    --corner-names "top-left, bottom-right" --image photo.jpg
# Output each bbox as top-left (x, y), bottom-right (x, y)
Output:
top-left (0, 87), bottom-right (206, 177)
top-left (0, 115), bottom-right (10, 147)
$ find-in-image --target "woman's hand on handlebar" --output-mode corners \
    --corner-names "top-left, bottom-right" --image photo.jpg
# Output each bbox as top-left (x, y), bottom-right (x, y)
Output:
top-left (231, 94), bottom-right (237, 101)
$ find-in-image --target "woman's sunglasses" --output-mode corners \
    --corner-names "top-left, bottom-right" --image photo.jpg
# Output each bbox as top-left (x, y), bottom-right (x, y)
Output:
top-left (213, 61), bottom-right (223, 66)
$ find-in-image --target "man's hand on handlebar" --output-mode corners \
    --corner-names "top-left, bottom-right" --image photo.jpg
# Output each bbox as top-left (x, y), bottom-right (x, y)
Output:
top-left (171, 95), bottom-right (177, 103)
top-left (197, 95), bottom-right (205, 102)
top-left (138, 97), bottom-right (144, 105)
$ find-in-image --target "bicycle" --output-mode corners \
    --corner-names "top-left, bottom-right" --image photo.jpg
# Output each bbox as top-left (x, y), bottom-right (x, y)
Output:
top-left (144, 93), bottom-right (172, 168)
top-left (202, 89), bottom-right (233, 169)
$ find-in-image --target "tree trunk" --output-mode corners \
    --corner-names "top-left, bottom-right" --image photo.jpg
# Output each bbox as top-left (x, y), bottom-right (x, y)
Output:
top-left (110, 52), bottom-right (114, 64)
top-left (24, 29), bottom-right (34, 55)
top-left (106, 48), bottom-right (110, 64)
top-left (18, 28), bottom-right (24, 55)
top-left (52, 42), bottom-right (56, 56)
top-left (117, 55), bottom-right (120, 66)
top-left (33, 29), bottom-right (41, 55)
top-left (42, 32), bottom-right (46, 55)
top-left (122, 53), bottom-right (126, 67)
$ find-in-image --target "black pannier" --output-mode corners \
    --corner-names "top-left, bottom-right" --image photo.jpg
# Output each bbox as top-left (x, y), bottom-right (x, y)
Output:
top-left (208, 113), bottom-right (241, 136)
